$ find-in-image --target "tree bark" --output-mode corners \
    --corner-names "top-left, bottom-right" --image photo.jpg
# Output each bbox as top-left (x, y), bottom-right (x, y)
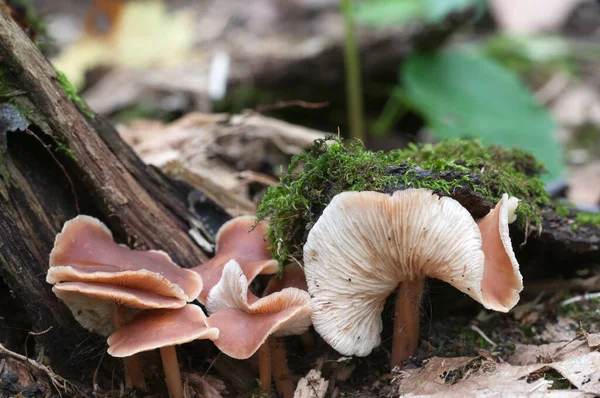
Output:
top-left (0, 7), bottom-right (217, 380)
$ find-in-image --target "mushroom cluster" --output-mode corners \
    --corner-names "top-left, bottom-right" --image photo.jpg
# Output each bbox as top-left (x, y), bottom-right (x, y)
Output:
top-left (47, 186), bottom-right (525, 396)
top-left (303, 188), bottom-right (523, 367)
top-left (47, 214), bottom-right (309, 398)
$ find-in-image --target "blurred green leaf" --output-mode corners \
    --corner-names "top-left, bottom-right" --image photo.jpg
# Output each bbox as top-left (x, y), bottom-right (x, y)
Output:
top-left (424, 0), bottom-right (480, 22)
top-left (355, 0), bottom-right (481, 26)
top-left (355, 0), bottom-right (423, 26)
top-left (401, 50), bottom-right (563, 180)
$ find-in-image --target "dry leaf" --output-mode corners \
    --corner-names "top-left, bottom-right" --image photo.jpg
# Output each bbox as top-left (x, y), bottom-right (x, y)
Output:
top-left (294, 369), bottom-right (329, 398)
top-left (582, 329), bottom-right (600, 348)
top-left (52, 0), bottom-right (196, 87)
top-left (508, 340), bottom-right (591, 366)
top-left (393, 349), bottom-right (600, 396)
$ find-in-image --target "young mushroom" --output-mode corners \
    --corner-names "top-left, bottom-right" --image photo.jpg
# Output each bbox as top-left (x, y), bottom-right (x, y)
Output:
top-left (477, 193), bottom-right (523, 311)
top-left (107, 304), bottom-right (219, 398)
top-left (262, 263), bottom-right (311, 397)
top-left (192, 216), bottom-right (278, 303)
top-left (303, 189), bottom-right (523, 368)
top-left (47, 215), bottom-right (203, 390)
top-left (205, 260), bottom-right (312, 397)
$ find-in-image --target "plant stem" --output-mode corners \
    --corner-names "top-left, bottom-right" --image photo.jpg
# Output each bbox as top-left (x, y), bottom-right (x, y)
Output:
top-left (341, 0), bottom-right (366, 142)
top-left (391, 278), bottom-right (425, 369)
top-left (258, 341), bottom-right (272, 391)
top-left (269, 337), bottom-right (294, 398)
top-left (159, 345), bottom-right (183, 398)
top-left (112, 306), bottom-right (147, 391)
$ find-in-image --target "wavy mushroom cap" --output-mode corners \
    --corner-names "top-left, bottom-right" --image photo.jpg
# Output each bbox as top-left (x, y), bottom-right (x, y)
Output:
top-left (477, 194), bottom-right (523, 312)
top-left (107, 305), bottom-right (219, 358)
top-left (192, 216), bottom-right (278, 303)
top-left (205, 260), bottom-right (312, 359)
top-left (53, 282), bottom-right (186, 336)
top-left (48, 215), bottom-right (202, 301)
top-left (304, 189), bottom-right (500, 357)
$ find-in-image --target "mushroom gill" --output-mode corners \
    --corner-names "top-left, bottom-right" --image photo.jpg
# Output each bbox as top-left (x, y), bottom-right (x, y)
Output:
top-left (303, 188), bottom-right (523, 368)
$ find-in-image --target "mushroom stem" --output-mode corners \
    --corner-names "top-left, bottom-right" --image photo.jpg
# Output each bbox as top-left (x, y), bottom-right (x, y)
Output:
top-left (269, 337), bottom-right (294, 398)
top-left (391, 278), bottom-right (425, 369)
top-left (112, 306), bottom-right (147, 391)
top-left (159, 345), bottom-right (184, 398)
top-left (257, 341), bottom-right (272, 391)
top-left (299, 331), bottom-right (314, 353)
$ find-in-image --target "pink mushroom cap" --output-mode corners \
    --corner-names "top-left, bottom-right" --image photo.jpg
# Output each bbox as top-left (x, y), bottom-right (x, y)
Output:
top-left (192, 216), bottom-right (278, 304)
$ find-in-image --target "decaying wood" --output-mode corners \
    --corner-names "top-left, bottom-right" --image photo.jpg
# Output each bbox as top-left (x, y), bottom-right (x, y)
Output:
top-left (0, 7), bottom-right (217, 380)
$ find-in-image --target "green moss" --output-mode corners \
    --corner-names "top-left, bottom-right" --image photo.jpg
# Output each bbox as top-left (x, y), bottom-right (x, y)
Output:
top-left (574, 211), bottom-right (600, 229)
top-left (54, 69), bottom-right (95, 119)
top-left (257, 137), bottom-right (551, 266)
top-left (391, 140), bottom-right (550, 228)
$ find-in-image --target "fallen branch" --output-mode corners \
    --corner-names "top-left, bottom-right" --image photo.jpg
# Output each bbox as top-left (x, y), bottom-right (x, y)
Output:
top-left (0, 343), bottom-right (85, 397)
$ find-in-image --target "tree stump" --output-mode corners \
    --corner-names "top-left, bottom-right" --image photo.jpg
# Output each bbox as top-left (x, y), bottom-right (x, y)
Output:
top-left (0, 7), bottom-right (218, 381)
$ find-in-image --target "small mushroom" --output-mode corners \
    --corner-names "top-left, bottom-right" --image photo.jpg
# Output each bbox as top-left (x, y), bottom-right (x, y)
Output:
top-left (48, 215), bottom-right (203, 302)
top-left (52, 282), bottom-right (185, 336)
top-left (263, 263), bottom-right (310, 398)
top-left (303, 189), bottom-right (523, 368)
top-left (477, 194), bottom-right (523, 311)
top-left (47, 215), bottom-right (203, 390)
top-left (192, 216), bottom-right (278, 303)
top-left (107, 305), bottom-right (219, 398)
top-left (205, 260), bottom-right (312, 396)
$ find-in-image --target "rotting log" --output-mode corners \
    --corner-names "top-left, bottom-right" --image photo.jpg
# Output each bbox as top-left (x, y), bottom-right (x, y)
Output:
top-left (0, 7), bottom-right (222, 382)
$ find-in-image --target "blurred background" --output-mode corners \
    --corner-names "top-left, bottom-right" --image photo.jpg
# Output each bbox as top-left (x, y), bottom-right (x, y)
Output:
top-left (16, 0), bottom-right (600, 210)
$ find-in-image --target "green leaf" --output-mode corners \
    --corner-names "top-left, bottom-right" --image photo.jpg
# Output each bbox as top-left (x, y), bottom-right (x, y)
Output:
top-left (355, 0), bottom-right (482, 26)
top-left (355, 0), bottom-right (424, 26)
top-left (401, 50), bottom-right (563, 181)
top-left (424, 0), bottom-right (481, 22)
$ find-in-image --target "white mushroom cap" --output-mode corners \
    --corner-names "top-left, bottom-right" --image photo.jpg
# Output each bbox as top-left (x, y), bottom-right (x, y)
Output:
top-left (303, 189), bottom-right (493, 357)
top-left (205, 260), bottom-right (312, 359)
top-left (477, 194), bottom-right (523, 311)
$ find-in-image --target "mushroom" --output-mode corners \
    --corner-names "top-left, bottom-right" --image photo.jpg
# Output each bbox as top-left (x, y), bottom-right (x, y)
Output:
top-left (303, 189), bottom-right (523, 368)
top-left (263, 263), bottom-right (311, 398)
top-left (205, 260), bottom-right (312, 396)
top-left (192, 216), bottom-right (278, 303)
top-left (53, 281), bottom-right (187, 391)
top-left (477, 193), bottom-right (523, 311)
top-left (107, 304), bottom-right (219, 398)
top-left (47, 215), bottom-right (203, 390)
top-left (48, 215), bottom-right (203, 302)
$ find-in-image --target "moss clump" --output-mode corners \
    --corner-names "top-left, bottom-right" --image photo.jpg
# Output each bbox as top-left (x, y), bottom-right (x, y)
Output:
top-left (392, 140), bottom-right (550, 229)
top-left (574, 211), bottom-right (600, 229)
top-left (257, 137), bottom-right (401, 266)
top-left (257, 137), bottom-right (550, 266)
top-left (54, 69), bottom-right (95, 119)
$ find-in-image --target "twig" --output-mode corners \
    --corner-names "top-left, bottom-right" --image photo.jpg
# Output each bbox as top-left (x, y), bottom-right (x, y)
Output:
top-left (93, 351), bottom-right (105, 396)
top-left (203, 351), bottom-right (222, 378)
top-left (24, 326), bottom-right (53, 376)
top-left (470, 325), bottom-right (497, 348)
top-left (560, 292), bottom-right (600, 307)
top-left (341, 0), bottom-right (366, 142)
top-left (255, 100), bottom-right (329, 113)
top-left (0, 89), bottom-right (26, 97)
top-left (24, 129), bottom-right (80, 213)
top-left (0, 342), bottom-right (85, 397)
